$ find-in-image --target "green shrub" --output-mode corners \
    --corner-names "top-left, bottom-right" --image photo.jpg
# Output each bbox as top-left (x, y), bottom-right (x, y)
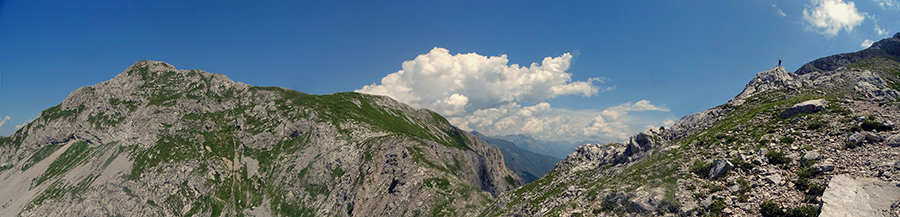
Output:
top-left (730, 158), bottom-right (754, 171)
top-left (785, 205), bottom-right (818, 217)
top-left (780, 136), bottom-right (795, 144)
top-left (760, 200), bottom-right (784, 217)
top-left (861, 120), bottom-right (892, 131)
top-left (737, 177), bottom-right (751, 193)
top-left (708, 197), bottom-right (726, 216)
top-left (807, 121), bottom-right (827, 130)
top-left (807, 183), bottom-right (825, 196)
top-left (708, 184), bottom-right (725, 193)
top-left (766, 151), bottom-right (791, 165)
top-left (690, 160), bottom-right (712, 178)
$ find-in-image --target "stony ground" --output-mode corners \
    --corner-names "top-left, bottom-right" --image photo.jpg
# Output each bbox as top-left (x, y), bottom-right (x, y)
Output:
top-left (494, 33), bottom-right (900, 216)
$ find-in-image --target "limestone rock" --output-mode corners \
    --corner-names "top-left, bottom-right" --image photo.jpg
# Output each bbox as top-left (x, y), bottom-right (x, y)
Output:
top-left (765, 174), bottom-right (784, 185)
top-left (708, 159), bottom-right (733, 179)
top-left (886, 134), bottom-right (900, 147)
top-left (814, 163), bottom-right (835, 173)
top-left (802, 151), bottom-right (821, 161)
top-left (627, 187), bottom-right (666, 213)
top-left (820, 175), bottom-right (900, 217)
top-left (779, 99), bottom-right (826, 119)
top-left (730, 66), bottom-right (801, 105)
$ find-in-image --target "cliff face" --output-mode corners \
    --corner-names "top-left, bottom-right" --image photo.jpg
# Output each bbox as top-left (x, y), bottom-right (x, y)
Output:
top-left (494, 34), bottom-right (900, 216)
top-left (0, 60), bottom-right (522, 216)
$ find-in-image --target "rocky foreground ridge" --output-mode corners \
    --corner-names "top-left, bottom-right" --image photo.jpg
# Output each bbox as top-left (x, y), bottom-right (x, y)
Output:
top-left (0, 60), bottom-right (522, 216)
top-left (493, 33), bottom-right (900, 216)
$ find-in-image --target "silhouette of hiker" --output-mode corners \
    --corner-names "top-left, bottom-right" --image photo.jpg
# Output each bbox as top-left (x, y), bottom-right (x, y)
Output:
top-left (778, 59), bottom-right (782, 66)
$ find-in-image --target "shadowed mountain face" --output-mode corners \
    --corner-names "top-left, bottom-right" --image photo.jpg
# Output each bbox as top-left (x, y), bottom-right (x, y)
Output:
top-left (490, 33), bottom-right (900, 216)
top-left (0, 61), bottom-right (522, 216)
top-left (471, 132), bottom-right (560, 183)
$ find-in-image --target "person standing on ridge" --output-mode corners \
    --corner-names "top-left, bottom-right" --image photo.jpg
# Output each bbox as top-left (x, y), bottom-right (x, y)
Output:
top-left (778, 59), bottom-right (782, 66)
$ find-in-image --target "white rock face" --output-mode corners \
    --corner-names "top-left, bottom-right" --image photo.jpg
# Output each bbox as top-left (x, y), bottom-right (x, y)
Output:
top-left (820, 175), bottom-right (900, 217)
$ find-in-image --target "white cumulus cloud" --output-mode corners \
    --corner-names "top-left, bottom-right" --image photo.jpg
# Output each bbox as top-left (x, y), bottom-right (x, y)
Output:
top-left (803, 0), bottom-right (866, 37)
top-left (357, 47), bottom-right (607, 117)
top-left (875, 23), bottom-right (888, 36)
top-left (0, 116), bottom-right (9, 128)
top-left (358, 48), bottom-right (673, 143)
top-left (861, 39), bottom-right (875, 48)
top-left (873, 0), bottom-right (899, 10)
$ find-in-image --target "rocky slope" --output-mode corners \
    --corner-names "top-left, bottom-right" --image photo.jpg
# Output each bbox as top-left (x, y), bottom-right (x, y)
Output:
top-left (0, 60), bottom-right (523, 216)
top-left (493, 33), bottom-right (900, 216)
top-left (472, 132), bottom-right (560, 183)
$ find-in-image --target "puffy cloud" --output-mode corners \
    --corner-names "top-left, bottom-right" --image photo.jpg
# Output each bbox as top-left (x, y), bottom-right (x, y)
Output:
top-left (0, 116), bottom-right (9, 128)
top-left (875, 23), bottom-right (888, 36)
top-left (772, 3), bottom-right (788, 17)
top-left (358, 48), bottom-right (673, 143)
top-left (861, 39), bottom-right (875, 48)
top-left (873, 0), bottom-right (899, 10)
top-left (357, 47), bottom-right (607, 116)
top-left (803, 0), bottom-right (866, 37)
top-left (449, 100), bottom-right (672, 142)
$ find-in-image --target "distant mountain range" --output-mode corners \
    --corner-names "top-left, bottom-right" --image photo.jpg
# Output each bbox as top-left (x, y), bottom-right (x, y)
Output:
top-left (471, 132), bottom-right (559, 183)
top-left (494, 134), bottom-right (599, 159)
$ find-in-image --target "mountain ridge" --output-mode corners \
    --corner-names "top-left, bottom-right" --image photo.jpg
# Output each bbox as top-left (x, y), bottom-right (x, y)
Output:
top-left (0, 60), bottom-right (523, 216)
top-left (493, 33), bottom-right (900, 216)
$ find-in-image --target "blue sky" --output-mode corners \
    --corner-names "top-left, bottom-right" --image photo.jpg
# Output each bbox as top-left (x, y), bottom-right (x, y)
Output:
top-left (1, 0), bottom-right (898, 144)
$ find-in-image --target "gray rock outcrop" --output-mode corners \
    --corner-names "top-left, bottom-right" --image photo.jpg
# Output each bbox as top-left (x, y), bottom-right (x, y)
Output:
top-left (779, 99), bottom-right (826, 119)
top-left (820, 175), bottom-right (900, 217)
top-left (730, 66), bottom-right (801, 106)
top-left (886, 134), bottom-right (900, 147)
top-left (708, 159), bottom-right (733, 179)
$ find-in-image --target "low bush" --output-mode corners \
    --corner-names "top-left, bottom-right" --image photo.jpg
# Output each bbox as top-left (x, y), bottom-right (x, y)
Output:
top-left (760, 200), bottom-right (784, 217)
top-left (766, 151), bottom-right (791, 165)
top-left (690, 160), bottom-right (711, 178)
top-left (780, 136), bottom-right (795, 144)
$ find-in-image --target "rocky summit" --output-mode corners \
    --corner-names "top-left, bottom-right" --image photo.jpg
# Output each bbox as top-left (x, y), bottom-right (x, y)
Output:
top-left (490, 33), bottom-right (900, 216)
top-left (0, 60), bottom-right (522, 216)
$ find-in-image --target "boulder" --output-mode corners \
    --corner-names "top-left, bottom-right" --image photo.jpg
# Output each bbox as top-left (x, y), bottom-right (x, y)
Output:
top-left (708, 159), bottom-right (734, 179)
top-left (802, 151), bottom-right (820, 161)
top-left (757, 148), bottom-right (769, 157)
top-left (627, 187), bottom-right (665, 213)
top-left (779, 99), bottom-right (826, 119)
top-left (814, 163), bottom-right (835, 173)
top-left (820, 175), bottom-right (900, 217)
top-left (848, 133), bottom-right (866, 146)
top-left (765, 174), bottom-right (784, 185)
top-left (886, 134), bottom-right (900, 147)
top-left (863, 132), bottom-right (883, 143)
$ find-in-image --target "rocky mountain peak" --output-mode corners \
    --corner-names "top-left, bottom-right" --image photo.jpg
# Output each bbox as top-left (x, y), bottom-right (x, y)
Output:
top-left (730, 66), bottom-right (799, 106)
top-left (0, 61), bottom-right (522, 216)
